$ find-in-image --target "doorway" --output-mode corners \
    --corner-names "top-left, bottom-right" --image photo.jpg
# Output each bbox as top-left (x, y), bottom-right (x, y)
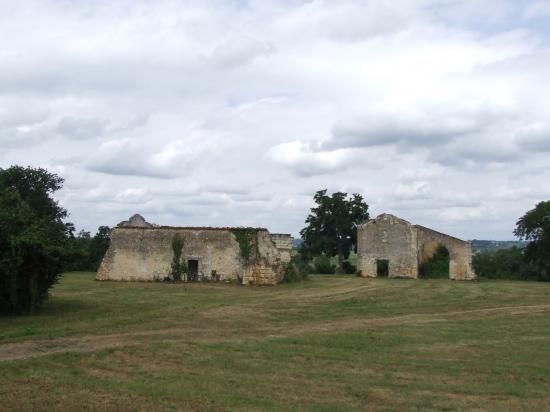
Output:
top-left (376, 259), bottom-right (389, 277)
top-left (187, 259), bottom-right (199, 281)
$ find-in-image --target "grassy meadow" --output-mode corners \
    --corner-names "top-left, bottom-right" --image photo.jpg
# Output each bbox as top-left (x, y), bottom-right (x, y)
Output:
top-left (1, 273), bottom-right (549, 411)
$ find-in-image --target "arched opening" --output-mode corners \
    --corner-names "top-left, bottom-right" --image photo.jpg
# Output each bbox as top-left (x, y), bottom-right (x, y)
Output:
top-left (419, 242), bottom-right (450, 279)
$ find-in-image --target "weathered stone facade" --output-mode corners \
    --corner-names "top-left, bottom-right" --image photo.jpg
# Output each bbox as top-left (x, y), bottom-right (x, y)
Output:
top-left (357, 214), bottom-right (475, 280)
top-left (270, 234), bottom-right (294, 263)
top-left (97, 216), bottom-right (290, 285)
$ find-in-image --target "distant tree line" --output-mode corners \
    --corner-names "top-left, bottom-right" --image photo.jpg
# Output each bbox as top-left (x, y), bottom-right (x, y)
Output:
top-left (64, 225), bottom-right (111, 272)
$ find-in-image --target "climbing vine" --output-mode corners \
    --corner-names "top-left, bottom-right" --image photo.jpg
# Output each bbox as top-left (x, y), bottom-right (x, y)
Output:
top-left (170, 234), bottom-right (184, 281)
top-left (231, 229), bottom-right (258, 265)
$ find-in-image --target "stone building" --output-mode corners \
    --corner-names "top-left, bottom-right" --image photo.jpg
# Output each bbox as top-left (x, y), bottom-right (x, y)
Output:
top-left (357, 214), bottom-right (475, 280)
top-left (97, 215), bottom-right (293, 285)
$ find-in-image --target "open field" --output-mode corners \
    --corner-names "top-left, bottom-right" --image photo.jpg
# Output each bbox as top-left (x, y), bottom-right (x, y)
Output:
top-left (1, 273), bottom-right (550, 411)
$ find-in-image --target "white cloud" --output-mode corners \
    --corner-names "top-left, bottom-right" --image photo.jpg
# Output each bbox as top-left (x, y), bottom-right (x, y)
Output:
top-left (1, 0), bottom-right (549, 240)
top-left (268, 140), bottom-right (355, 177)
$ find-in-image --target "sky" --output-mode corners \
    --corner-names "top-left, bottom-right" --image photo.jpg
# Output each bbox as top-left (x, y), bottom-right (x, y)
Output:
top-left (1, 0), bottom-right (549, 240)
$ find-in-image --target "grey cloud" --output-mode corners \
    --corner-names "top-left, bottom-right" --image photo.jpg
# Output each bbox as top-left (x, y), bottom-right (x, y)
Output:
top-left (213, 36), bottom-right (274, 67)
top-left (515, 124), bottom-right (550, 151)
top-left (56, 117), bottom-right (108, 140)
top-left (325, 113), bottom-right (485, 150)
top-left (87, 138), bottom-right (201, 179)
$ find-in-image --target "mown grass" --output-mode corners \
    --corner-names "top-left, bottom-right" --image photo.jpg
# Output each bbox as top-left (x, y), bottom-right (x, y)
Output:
top-left (1, 272), bottom-right (549, 411)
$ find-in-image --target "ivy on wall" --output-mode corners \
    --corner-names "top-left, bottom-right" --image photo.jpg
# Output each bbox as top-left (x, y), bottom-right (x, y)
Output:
top-left (231, 229), bottom-right (258, 265)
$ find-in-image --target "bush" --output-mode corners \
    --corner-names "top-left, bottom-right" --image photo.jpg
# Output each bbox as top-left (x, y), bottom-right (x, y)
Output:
top-left (419, 245), bottom-right (450, 279)
top-left (0, 166), bottom-right (69, 315)
top-left (473, 247), bottom-right (543, 281)
top-left (283, 258), bottom-right (310, 283)
top-left (342, 261), bottom-right (357, 274)
top-left (312, 255), bottom-right (336, 274)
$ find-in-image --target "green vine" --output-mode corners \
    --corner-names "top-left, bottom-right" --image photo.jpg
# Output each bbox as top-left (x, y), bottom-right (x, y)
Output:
top-left (231, 229), bottom-right (258, 265)
top-left (170, 234), bottom-right (184, 281)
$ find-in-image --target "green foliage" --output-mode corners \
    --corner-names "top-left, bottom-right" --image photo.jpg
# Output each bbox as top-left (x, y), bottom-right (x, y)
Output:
top-left (0, 166), bottom-right (68, 314)
top-left (300, 189), bottom-right (369, 273)
top-left (419, 245), bottom-right (450, 279)
top-left (63, 226), bottom-right (111, 272)
top-left (282, 258), bottom-right (310, 283)
top-left (342, 261), bottom-right (357, 274)
top-left (170, 234), bottom-right (184, 281)
top-left (312, 255), bottom-right (336, 274)
top-left (473, 247), bottom-right (541, 281)
top-left (514, 201), bottom-right (550, 280)
top-left (231, 229), bottom-right (257, 265)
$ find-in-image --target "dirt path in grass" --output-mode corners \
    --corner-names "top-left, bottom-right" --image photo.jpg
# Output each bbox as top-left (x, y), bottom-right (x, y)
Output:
top-left (1, 303), bottom-right (549, 362)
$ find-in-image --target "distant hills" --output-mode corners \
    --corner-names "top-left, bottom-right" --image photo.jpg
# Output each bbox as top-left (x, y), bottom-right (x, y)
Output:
top-left (292, 238), bottom-right (527, 253)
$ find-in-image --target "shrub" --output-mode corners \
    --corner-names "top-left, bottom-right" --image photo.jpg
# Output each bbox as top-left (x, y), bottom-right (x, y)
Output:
top-left (419, 245), bottom-right (450, 279)
top-left (0, 166), bottom-right (69, 315)
top-left (342, 261), bottom-right (357, 274)
top-left (312, 255), bottom-right (336, 274)
top-left (473, 247), bottom-right (542, 281)
top-left (283, 258), bottom-right (310, 283)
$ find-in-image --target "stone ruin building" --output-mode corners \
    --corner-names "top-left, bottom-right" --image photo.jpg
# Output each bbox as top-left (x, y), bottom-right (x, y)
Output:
top-left (357, 214), bottom-right (476, 280)
top-left (97, 214), bottom-right (293, 286)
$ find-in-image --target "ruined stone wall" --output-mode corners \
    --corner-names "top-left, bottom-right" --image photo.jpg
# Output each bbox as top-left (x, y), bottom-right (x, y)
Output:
top-left (415, 226), bottom-right (475, 280)
top-left (270, 234), bottom-right (294, 263)
top-left (358, 214), bottom-right (419, 278)
top-left (358, 213), bottom-right (476, 280)
top-left (97, 227), bottom-right (285, 285)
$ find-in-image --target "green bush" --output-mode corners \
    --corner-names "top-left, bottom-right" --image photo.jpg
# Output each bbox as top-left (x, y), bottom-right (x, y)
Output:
top-left (342, 261), bottom-right (357, 274)
top-left (283, 259), bottom-right (310, 283)
top-left (473, 247), bottom-right (542, 281)
top-left (313, 255), bottom-right (336, 274)
top-left (0, 166), bottom-right (68, 315)
top-left (419, 245), bottom-right (450, 279)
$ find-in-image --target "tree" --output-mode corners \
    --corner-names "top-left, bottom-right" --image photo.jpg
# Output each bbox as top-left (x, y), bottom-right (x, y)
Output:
top-left (514, 201), bottom-right (550, 281)
top-left (300, 189), bottom-right (369, 274)
top-left (0, 166), bottom-right (69, 314)
top-left (89, 226), bottom-right (111, 271)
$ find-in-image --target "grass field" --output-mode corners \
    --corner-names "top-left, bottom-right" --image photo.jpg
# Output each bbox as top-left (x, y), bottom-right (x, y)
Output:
top-left (1, 273), bottom-right (549, 411)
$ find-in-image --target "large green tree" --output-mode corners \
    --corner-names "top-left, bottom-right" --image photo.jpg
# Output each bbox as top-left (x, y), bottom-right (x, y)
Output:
top-left (300, 189), bottom-right (369, 273)
top-left (0, 166), bottom-right (70, 314)
top-left (514, 201), bottom-right (550, 281)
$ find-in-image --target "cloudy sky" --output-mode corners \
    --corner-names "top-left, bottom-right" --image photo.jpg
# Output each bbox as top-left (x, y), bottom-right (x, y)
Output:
top-left (1, 0), bottom-right (549, 240)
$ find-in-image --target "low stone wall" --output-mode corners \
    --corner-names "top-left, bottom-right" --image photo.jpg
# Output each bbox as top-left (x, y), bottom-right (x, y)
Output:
top-left (97, 227), bottom-right (285, 285)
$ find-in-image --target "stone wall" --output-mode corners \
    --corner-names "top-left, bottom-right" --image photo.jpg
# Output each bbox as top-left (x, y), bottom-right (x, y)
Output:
top-left (415, 225), bottom-right (475, 280)
top-left (270, 234), bottom-right (294, 263)
top-left (97, 226), bottom-right (286, 285)
top-left (357, 213), bottom-right (476, 280)
top-left (357, 214), bottom-right (419, 278)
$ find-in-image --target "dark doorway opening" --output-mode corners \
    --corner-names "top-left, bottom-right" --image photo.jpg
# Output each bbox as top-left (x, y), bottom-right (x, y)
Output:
top-left (187, 259), bottom-right (199, 282)
top-left (376, 259), bottom-right (389, 277)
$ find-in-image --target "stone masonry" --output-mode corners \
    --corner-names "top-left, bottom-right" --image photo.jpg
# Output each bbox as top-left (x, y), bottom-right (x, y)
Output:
top-left (270, 234), bottom-right (294, 263)
top-left (97, 215), bottom-right (290, 285)
top-left (357, 214), bottom-right (475, 280)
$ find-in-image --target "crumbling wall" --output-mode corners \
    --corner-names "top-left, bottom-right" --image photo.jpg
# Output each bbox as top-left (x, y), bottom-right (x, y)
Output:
top-left (270, 234), bottom-right (294, 263)
top-left (97, 226), bottom-right (285, 285)
top-left (357, 213), bottom-right (476, 280)
top-left (415, 226), bottom-right (475, 280)
top-left (357, 214), bottom-right (418, 278)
